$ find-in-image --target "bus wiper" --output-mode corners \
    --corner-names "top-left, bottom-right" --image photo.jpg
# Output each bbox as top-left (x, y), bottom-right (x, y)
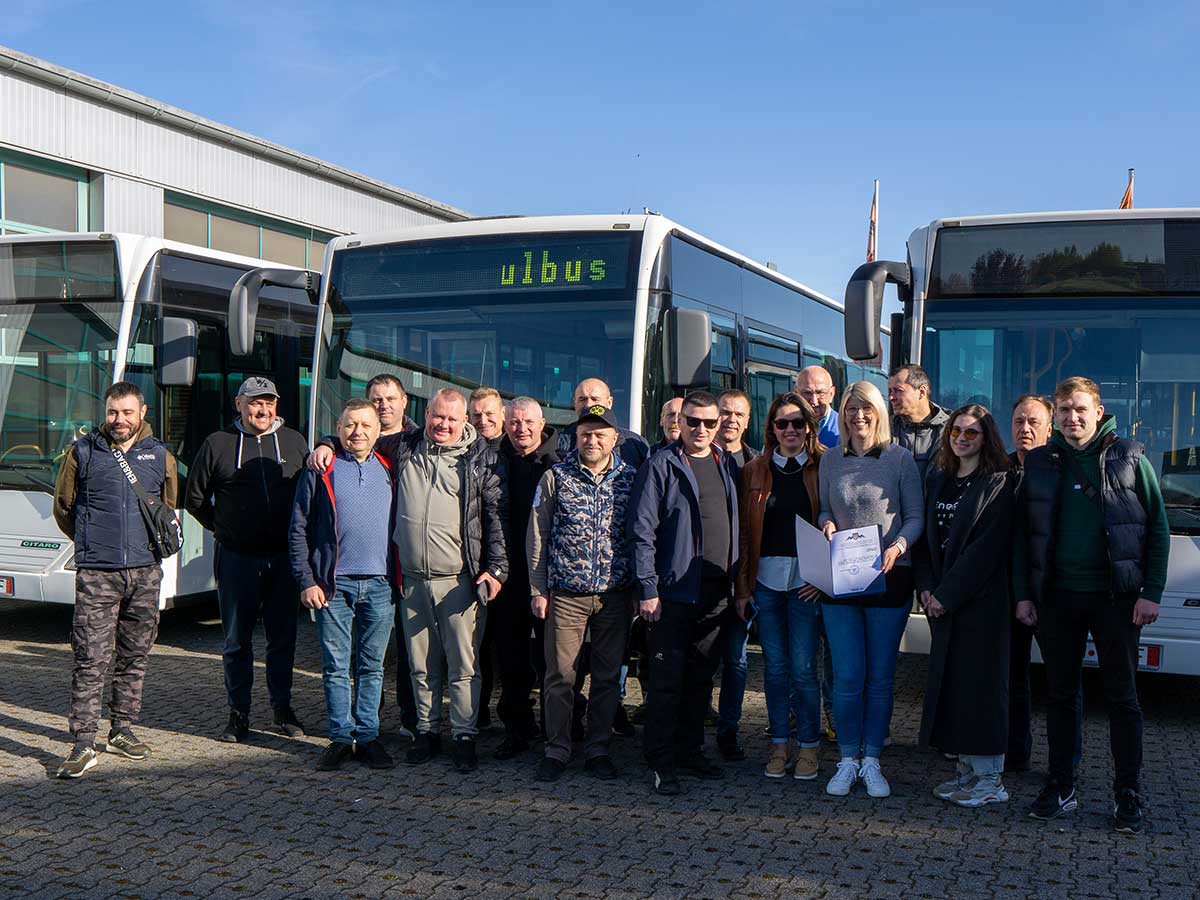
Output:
top-left (0, 462), bottom-right (55, 491)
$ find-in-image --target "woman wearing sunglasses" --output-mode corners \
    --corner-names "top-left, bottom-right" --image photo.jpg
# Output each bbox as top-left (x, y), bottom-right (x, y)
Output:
top-left (817, 381), bottom-right (923, 798)
top-left (734, 392), bottom-right (825, 781)
top-left (914, 404), bottom-right (1014, 807)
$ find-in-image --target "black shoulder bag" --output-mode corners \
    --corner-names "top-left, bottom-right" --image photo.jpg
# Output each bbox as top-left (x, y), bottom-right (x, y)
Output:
top-left (111, 447), bottom-right (184, 560)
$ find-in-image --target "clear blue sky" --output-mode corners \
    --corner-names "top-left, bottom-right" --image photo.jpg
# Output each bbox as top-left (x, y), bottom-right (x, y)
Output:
top-left (8, 0), bottom-right (1199, 301)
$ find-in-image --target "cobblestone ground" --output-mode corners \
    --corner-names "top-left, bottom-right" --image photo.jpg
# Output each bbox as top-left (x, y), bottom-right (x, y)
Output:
top-left (1, 599), bottom-right (1198, 900)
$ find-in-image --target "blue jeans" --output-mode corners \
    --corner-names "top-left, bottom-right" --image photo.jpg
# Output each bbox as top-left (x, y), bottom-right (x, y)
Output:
top-left (315, 576), bottom-right (394, 745)
top-left (756, 585), bottom-right (822, 746)
top-left (716, 613), bottom-right (748, 739)
top-left (821, 601), bottom-right (910, 759)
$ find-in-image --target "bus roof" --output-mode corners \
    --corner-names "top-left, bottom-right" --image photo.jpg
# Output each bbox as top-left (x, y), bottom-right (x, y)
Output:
top-left (922, 208), bottom-right (1200, 231)
top-left (0, 231), bottom-right (304, 273)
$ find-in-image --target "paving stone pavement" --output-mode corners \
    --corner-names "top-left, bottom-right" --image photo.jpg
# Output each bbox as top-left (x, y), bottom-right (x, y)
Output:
top-left (1, 599), bottom-right (1198, 900)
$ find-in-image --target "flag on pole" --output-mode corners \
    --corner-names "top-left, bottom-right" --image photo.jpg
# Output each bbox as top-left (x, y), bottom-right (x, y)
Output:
top-left (1119, 168), bottom-right (1134, 209)
top-left (866, 180), bottom-right (878, 262)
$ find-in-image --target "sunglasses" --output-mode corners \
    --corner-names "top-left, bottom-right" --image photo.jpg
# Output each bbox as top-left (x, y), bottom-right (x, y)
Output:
top-left (772, 417), bottom-right (806, 432)
top-left (684, 415), bottom-right (719, 429)
top-left (950, 426), bottom-right (982, 441)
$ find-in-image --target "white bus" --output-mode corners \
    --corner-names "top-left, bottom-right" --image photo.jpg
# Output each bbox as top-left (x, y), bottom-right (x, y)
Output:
top-left (230, 213), bottom-right (887, 456)
top-left (0, 232), bottom-right (316, 609)
top-left (844, 208), bottom-right (1200, 675)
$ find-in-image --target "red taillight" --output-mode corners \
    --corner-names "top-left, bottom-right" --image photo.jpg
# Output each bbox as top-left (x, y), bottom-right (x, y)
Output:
top-left (1144, 645), bottom-right (1162, 670)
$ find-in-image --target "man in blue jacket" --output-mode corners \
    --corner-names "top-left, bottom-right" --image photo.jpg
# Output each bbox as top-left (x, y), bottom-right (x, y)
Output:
top-left (628, 390), bottom-right (739, 795)
top-left (290, 399), bottom-right (396, 773)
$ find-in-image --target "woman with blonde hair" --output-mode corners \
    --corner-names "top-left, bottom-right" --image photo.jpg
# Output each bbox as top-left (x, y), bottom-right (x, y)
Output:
top-left (817, 381), bottom-right (923, 798)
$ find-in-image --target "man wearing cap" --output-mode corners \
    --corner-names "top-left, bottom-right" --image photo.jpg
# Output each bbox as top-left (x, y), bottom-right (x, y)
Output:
top-left (527, 404), bottom-right (637, 781)
top-left (186, 376), bottom-right (310, 743)
top-left (557, 378), bottom-right (650, 470)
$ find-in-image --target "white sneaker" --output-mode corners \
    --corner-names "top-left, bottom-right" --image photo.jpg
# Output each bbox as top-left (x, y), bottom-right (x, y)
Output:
top-left (859, 757), bottom-right (891, 798)
top-left (825, 758), bottom-right (859, 796)
top-left (949, 775), bottom-right (1009, 808)
top-left (932, 759), bottom-right (974, 801)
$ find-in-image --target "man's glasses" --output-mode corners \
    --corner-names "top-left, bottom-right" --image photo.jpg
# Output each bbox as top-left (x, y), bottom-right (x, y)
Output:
top-left (684, 415), bottom-right (718, 429)
top-left (772, 418), bottom-right (806, 432)
top-left (798, 389), bottom-right (829, 400)
top-left (950, 426), bottom-right (982, 441)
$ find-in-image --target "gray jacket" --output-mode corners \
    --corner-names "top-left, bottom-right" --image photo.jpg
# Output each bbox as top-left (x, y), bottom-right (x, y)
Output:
top-left (892, 403), bottom-right (950, 483)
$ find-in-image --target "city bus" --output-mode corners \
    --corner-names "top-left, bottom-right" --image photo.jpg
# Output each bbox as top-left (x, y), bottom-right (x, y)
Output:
top-left (230, 214), bottom-right (888, 457)
top-left (0, 232), bottom-right (316, 609)
top-left (844, 208), bottom-right (1200, 675)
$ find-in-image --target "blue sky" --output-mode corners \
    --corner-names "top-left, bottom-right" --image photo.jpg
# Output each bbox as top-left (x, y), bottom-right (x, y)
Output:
top-left (7, 0), bottom-right (1199, 301)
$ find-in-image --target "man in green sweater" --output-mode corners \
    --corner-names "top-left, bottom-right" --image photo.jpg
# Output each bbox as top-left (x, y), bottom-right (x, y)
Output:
top-left (1014, 376), bottom-right (1169, 835)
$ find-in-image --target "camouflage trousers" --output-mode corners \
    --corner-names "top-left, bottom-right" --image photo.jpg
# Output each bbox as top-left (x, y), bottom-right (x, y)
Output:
top-left (69, 566), bottom-right (162, 744)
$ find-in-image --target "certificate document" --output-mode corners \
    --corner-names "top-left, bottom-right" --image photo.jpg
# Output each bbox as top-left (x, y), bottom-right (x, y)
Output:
top-left (794, 519), bottom-right (886, 599)
top-left (829, 525), bottom-right (886, 598)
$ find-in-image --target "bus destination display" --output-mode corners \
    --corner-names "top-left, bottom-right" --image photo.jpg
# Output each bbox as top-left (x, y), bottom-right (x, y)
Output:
top-left (336, 235), bottom-right (632, 300)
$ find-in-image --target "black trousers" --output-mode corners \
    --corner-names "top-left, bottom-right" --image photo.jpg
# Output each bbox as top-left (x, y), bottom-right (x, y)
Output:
top-left (492, 584), bottom-right (542, 736)
top-left (1009, 618), bottom-right (1084, 767)
top-left (642, 581), bottom-right (728, 771)
top-left (1037, 590), bottom-right (1143, 793)
top-left (215, 547), bottom-right (298, 715)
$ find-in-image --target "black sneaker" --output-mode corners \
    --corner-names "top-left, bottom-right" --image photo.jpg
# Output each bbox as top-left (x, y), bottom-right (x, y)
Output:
top-left (317, 741), bottom-right (354, 771)
top-left (652, 768), bottom-right (682, 796)
top-left (406, 732), bottom-right (442, 765)
top-left (585, 755), bottom-right (619, 780)
top-left (219, 710), bottom-right (250, 744)
top-left (716, 733), bottom-right (746, 762)
top-left (536, 756), bottom-right (567, 782)
top-left (1113, 789), bottom-right (1144, 834)
top-left (56, 743), bottom-right (98, 779)
top-left (1028, 781), bottom-right (1078, 820)
top-left (676, 752), bottom-right (724, 780)
top-left (106, 728), bottom-right (151, 760)
top-left (273, 706), bottom-right (305, 738)
top-left (493, 734), bottom-right (530, 760)
top-left (611, 705), bottom-right (636, 738)
top-left (452, 735), bottom-right (478, 772)
top-left (358, 739), bottom-right (394, 770)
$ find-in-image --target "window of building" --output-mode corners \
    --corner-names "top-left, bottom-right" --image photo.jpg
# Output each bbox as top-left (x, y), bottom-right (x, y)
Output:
top-left (163, 194), bottom-right (333, 268)
top-left (0, 151), bottom-right (88, 234)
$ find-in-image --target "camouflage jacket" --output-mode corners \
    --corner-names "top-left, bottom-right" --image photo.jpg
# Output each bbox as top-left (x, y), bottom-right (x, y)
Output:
top-left (527, 451), bottom-right (636, 596)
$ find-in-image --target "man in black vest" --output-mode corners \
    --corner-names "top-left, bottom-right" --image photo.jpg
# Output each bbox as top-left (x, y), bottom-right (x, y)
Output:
top-left (51, 382), bottom-right (178, 778)
top-left (186, 377), bottom-right (309, 743)
top-left (1015, 376), bottom-right (1169, 834)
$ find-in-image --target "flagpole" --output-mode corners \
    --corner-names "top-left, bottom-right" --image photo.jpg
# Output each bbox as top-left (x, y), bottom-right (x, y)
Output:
top-left (1119, 168), bottom-right (1134, 209)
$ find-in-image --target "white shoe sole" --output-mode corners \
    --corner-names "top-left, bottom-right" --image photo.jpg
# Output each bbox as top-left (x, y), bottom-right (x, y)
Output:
top-left (764, 770), bottom-right (787, 779)
top-left (952, 790), bottom-right (1010, 808)
top-left (794, 769), bottom-right (819, 781)
top-left (105, 743), bottom-right (148, 760)
top-left (825, 779), bottom-right (856, 796)
top-left (56, 755), bottom-right (98, 778)
top-left (865, 785), bottom-right (891, 798)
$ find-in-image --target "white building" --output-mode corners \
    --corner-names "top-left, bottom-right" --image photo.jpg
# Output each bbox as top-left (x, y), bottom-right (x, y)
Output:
top-left (0, 45), bottom-right (469, 261)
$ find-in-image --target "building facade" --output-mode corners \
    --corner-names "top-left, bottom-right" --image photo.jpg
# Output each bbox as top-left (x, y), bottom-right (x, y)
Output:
top-left (0, 45), bottom-right (469, 261)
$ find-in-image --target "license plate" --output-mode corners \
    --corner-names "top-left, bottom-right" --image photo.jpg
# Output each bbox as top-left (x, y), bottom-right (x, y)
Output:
top-left (0, 575), bottom-right (13, 596)
top-left (1083, 640), bottom-right (1162, 671)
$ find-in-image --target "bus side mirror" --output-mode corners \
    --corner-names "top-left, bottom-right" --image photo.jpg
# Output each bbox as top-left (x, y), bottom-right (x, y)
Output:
top-left (156, 316), bottom-right (198, 387)
top-left (229, 268), bottom-right (320, 356)
top-left (845, 261), bottom-right (910, 361)
top-left (664, 307), bottom-right (711, 389)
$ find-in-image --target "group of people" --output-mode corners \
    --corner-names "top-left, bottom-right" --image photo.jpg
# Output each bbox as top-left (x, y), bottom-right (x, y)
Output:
top-left (50, 362), bottom-right (1168, 835)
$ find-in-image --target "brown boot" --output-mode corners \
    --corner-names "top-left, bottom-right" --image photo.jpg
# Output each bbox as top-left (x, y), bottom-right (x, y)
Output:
top-left (764, 742), bottom-right (790, 779)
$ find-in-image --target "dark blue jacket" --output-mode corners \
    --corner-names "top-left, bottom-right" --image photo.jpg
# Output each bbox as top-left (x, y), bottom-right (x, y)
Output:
top-left (627, 441), bottom-right (740, 604)
top-left (56, 424), bottom-right (175, 570)
top-left (288, 450), bottom-right (397, 598)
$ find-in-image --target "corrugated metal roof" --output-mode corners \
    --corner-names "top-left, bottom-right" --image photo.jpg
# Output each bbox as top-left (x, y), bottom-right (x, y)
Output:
top-left (0, 44), bottom-right (471, 224)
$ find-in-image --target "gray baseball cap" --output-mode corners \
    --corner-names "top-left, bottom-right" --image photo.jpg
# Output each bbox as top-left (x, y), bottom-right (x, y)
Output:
top-left (236, 376), bottom-right (279, 399)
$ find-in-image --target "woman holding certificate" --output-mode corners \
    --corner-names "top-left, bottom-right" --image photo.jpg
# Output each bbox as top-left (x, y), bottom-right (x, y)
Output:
top-left (817, 381), bottom-right (924, 799)
top-left (914, 405), bottom-right (1014, 807)
top-left (734, 392), bottom-right (825, 782)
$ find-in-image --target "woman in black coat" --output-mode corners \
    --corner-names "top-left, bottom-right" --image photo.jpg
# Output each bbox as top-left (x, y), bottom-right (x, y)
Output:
top-left (914, 403), bottom-right (1014, 809)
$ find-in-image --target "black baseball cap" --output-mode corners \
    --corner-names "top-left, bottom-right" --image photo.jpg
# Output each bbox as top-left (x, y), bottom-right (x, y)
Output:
top-left (574, 404), bottom-right (619, 430)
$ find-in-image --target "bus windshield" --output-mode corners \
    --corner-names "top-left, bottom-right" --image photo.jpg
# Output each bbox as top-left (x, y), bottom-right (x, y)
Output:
top-left (317, 232), bottom-right (640, 434)
top-left (923, 296), bottom-right (1200, 534)
top-left (0, 240), bottom-right (121, 493)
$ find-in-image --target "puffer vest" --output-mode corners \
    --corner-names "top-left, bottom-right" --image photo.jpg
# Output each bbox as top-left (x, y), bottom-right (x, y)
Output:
top-left (73, 428), bottom-right (168, 570)
top-left (1022, 433), bottom-right (1147, 604)
top-left (547, 456), bottom-right (636, 594)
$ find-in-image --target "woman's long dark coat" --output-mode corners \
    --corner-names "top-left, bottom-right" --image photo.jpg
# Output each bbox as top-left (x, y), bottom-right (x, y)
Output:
top-left (914, 468), bottom-right (1015, 756)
